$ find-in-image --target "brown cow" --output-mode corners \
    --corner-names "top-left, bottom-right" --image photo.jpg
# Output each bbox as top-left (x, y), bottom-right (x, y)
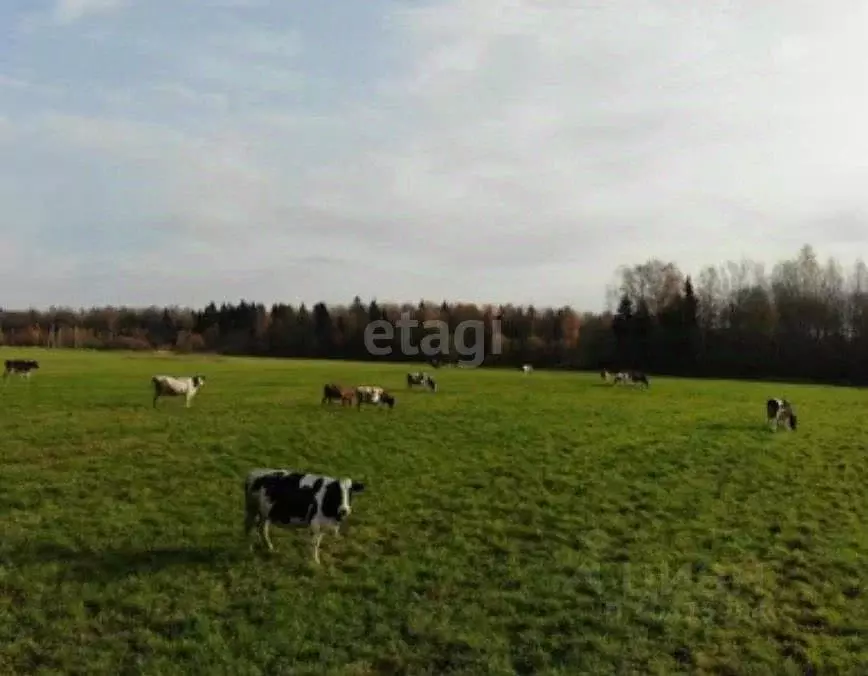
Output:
top-left (322, 383), bottom-right (355, 406)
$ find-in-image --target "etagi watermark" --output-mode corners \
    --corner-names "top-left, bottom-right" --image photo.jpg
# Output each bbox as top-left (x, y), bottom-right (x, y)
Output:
top-left (363, 312), bottom-right (502, 367)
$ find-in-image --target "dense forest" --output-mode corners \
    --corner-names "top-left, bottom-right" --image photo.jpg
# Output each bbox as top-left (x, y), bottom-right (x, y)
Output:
top-left (3, 244), bottom-right (868, 384)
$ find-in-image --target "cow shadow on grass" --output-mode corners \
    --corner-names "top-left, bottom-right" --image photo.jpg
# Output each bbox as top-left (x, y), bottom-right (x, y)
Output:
top-left (8, 542), bottom-right (244, 580)
top-left (8, 540), bottom-right (330, 580)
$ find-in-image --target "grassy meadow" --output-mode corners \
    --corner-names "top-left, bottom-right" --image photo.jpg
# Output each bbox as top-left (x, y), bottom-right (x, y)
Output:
top-left (1, 347), bottom-right (867, 674)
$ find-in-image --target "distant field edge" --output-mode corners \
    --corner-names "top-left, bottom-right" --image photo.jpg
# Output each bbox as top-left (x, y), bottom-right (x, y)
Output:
top-left (0, 345), bottom-right (865, 389)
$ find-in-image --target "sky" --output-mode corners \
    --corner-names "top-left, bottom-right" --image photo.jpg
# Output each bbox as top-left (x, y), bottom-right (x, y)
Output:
top-left (2, 0), bottom-right (868, 312)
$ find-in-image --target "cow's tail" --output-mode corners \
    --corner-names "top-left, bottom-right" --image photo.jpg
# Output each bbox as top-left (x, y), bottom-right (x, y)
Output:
top-left (243, 474), bottom-right (258, 535)
top-left (243, 474), bottom-right (257, 511)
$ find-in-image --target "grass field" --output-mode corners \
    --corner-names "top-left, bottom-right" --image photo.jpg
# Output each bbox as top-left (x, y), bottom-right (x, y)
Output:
top-left (1, 348), bottom-right (867, 675)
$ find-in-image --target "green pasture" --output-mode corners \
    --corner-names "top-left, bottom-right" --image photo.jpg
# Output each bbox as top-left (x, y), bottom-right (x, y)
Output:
top-left (1, 348), bottom-right (866, 674)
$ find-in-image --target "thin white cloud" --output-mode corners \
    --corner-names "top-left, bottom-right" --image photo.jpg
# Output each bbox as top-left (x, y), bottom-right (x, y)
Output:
top-left (53, 0), bottom-right (126, 23)
top-left (0, 74), bottom-right (32, 89)
top-left (95, 83), bottom-right (229, 112)
top-left (0, 117), bottom-right (13, 143)
top-left (35, 112), bottom-right (190, 161)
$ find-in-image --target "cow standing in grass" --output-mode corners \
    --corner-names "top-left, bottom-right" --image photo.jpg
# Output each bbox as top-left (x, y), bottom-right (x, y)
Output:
top-left (522, 364), bottom-right (533, 374)
top-left (321, 383), bottom-right (355, 406)
top-left (243, 468), bottom-right (366, 564)
top-left (629, 371), bottom-right (649, 387)
top-left (767, 398), bottom-right (797, 431)
top-left (406, 372), bottom-right (437, 392)
top-left (611, 370), bottom-right (649, 387)
top-left (4, 359), bottom-right (39, 382)
top-left (151, 375), bottom-right (205, 408)
top-left (355, 386), bottom-right (395, 409)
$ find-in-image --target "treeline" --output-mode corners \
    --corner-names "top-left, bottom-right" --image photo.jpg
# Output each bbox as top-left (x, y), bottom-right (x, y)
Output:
top-left (2, 244), bottom-right (868, 384)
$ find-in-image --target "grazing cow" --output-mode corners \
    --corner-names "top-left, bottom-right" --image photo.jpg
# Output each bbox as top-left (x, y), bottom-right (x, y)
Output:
top-left (522, 364), bottom-right (533, 373)
top-left (767, 398), bottom-right (797, 431)
top-left (355, 385), bottom-right (396, 409)
top-left (243, 468), bottom-right (365, 563)
top-left (629, 370), bottom-right (650, 387)
top-left (151, 375), bottom-right (205, 408)
top-left (611, 370), bottom-right (649, 387)
top-left (321, 383), bottom-right (355, 406)
top-left (3, 359), bottom-right (39, 381)
top-left (406, 371), bottom-right (437, 392)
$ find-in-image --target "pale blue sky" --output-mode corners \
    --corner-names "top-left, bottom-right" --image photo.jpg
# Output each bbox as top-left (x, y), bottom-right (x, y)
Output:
top-left (3, 0), bottom-right (868, 311)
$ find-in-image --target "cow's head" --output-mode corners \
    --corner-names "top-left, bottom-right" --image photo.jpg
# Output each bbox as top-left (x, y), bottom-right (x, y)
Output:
top-left (427, 378), bottom-right (437, 392)
top-left (381, 392), bottom-right (396, 408)
top-left (192, 375), bottom-right (205, 388)
top-left (326, 478), bottom-right (366, 521)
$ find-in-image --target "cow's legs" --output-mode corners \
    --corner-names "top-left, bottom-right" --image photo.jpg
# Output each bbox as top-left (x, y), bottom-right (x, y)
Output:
top-left (311, 525), bottom-right (324, 564)
top-left (258, 519), bottom-right (275, 552)
top-left (244, 506), bottom-right (258, 538)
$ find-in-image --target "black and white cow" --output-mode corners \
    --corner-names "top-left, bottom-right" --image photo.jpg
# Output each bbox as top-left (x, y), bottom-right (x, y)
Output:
top-left (152, 375), bottom-right (205, 408)
top-left (629, 370), bottom-right (649, 387)
top-left (406, 371), bottom-right (437, 391)
top-left (243, 468), bottom-right (365, 563)
top-left (767, 398), bottom-right (797, 431)
top-left (611, 371), bottom-right (630, 384)
top-left (521, 364), bottom-right (533, 374)
top-left (3, 359), bottom-right (39, 381)
top-left (355, 385), bottom-right (396, 409)
top-left (611, 370), bottom-right (649, 387)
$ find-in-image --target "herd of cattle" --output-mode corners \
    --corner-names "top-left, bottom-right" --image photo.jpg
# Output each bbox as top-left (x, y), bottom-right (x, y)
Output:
top-left (320, 371), bottom-right (437, 409)
top-left (4, 356), bottom-right (798, 564)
